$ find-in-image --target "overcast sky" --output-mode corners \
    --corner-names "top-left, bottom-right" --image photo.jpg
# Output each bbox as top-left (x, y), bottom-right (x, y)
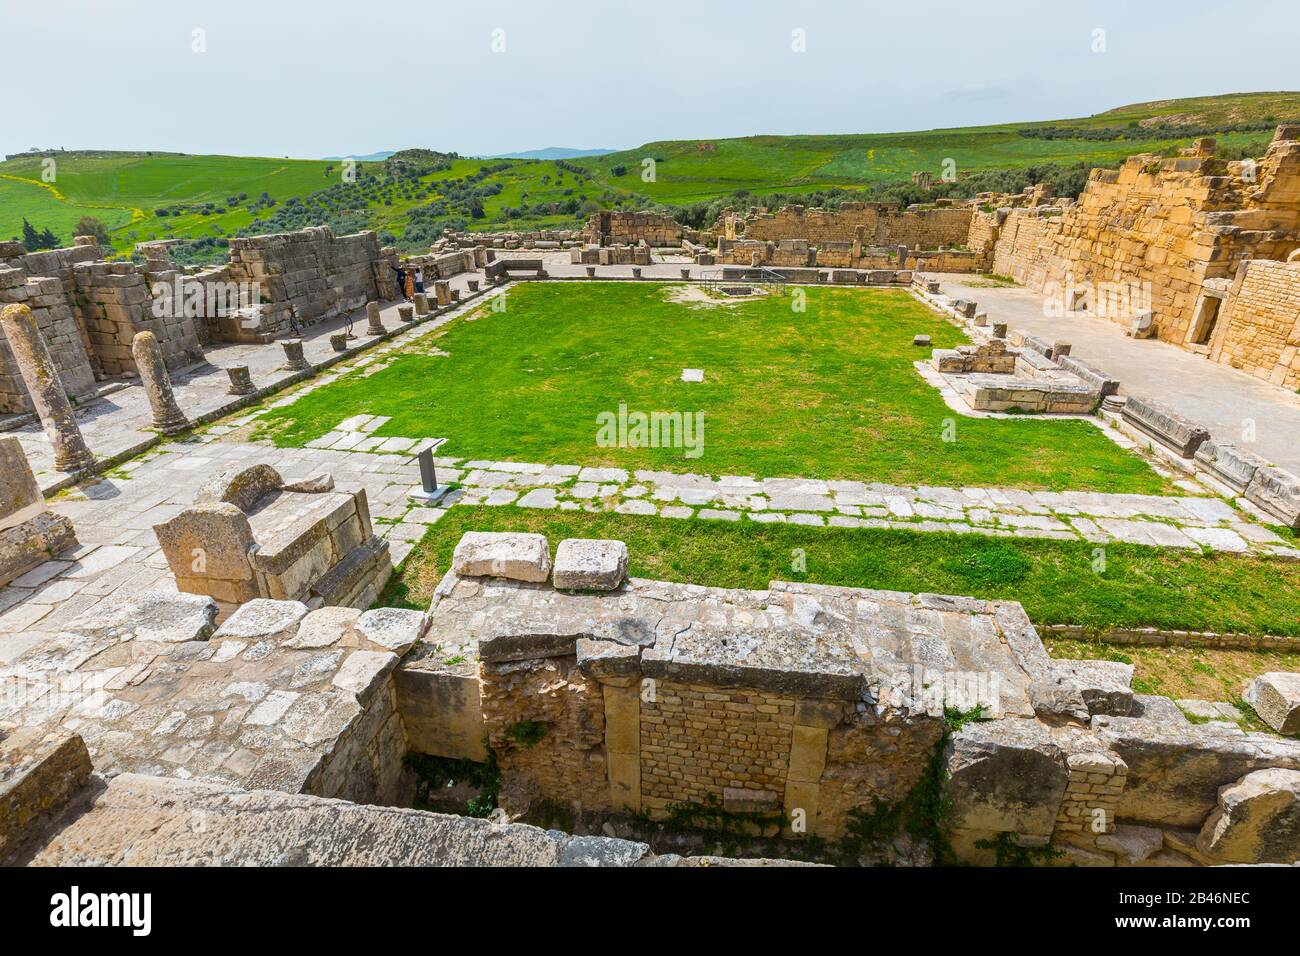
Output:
top-left (3, 0), bottom-right (1295, 159)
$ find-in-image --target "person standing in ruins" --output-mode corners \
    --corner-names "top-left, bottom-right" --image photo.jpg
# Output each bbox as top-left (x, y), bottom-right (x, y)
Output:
top-left (414, 268), bottom-right (425, 296)
top-left (403, 269), bottom-right (416, 301)
top-left (393, 263), bottom-right (407, 301)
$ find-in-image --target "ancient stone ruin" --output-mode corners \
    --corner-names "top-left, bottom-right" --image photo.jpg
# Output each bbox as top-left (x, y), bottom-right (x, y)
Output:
top-left (152, 464), bottom-right (391, 617)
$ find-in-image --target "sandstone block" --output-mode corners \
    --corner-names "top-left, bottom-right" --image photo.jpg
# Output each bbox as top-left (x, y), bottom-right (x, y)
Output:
top-left (452, 531), bottom-right (551, 582)
top-left (552, 538), bottom-right (628, 591)
top-left (1196, 768), bottom-right (1300, 863)
top-left (1244, 672), bottom-right (1300, 734)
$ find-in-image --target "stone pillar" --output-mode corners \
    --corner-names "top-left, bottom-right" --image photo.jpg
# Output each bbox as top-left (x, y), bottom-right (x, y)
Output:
top-left (851, 225), bottom-right (864, 261)
top-left (601, 679), bottom-right (641, 813)
top-left (782, 698), bottom-right (839, 839)
top-left (681, 268), bottom-right (690, 279)
top-left (330, 333), bottom-right (348, 352)
top-left (467, 279), bottom-right (480, 292)
top-left (131, 331), bottom-right (190, 435)
top-left (992, 322), bottom-right (1008, 339)
top-left (280, 339), bottom-right (311, 372)
top-left (433, 281), bottom-right (451, 307)
top-left (398, 304), bottom-right (414, 322)
top-left (632, 267), bottom-right (642, 279)
top-left (366, 301), bottom-right (386, 335)
top-left (0, 304), bottom-right (96, 472)
top-left (413, 293), bottom-right (429, 316)
top-left (226, 365), bottom-right (256, 396)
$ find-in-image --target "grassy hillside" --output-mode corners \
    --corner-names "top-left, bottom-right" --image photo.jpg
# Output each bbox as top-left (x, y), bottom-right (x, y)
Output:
top-left (3, 91), bottom-right (1296, 257)
top-left (579, 90), bottom-right (1300, 203)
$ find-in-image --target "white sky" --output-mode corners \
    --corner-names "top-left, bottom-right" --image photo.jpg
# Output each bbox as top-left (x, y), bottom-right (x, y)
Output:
top-left (3, 0), bottom-right (1296, 159)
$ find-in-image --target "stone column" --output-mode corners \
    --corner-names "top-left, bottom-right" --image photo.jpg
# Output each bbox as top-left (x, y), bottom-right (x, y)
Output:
top-left (329, 333), bottom-right (348, 352)
top-left (226, 365), bottom-right (256, 396)
top-left (0, 304), bottom-right (96, 471)
top-left (433, 281), bottom-right (451, 307)
top-left (366, 301), bottom-right (386, 335)
top-left (131, 331), bottom-right (190, 435)
top-left (398, 304), bottom-right (414, 322)
top-left (280, 340), bottom-right (311, 372)
top-left (413, 293), bottom-right (428, 316)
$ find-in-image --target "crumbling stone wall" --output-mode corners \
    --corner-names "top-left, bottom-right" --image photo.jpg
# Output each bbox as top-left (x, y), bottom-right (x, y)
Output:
top-left (724, 203), bottom-right (974, 250)
top-left (0, 237), bottom-right (206, 412)
top-left (480, 655), bottom-right (611, 815)
top-left (976, 131), bottom-right (1300, 357)
top-left (223, 226), bottom-right (388, 340)
top-left (584, 210), bottom-right (685, 247)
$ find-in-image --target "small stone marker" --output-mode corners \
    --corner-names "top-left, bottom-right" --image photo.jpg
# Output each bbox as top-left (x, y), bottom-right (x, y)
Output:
top-left (586, 266), bottom-right (596, 278)
top-left (992, 322), bottom-right (1008, 339)
top-left (330, 333), bottom-right (348, 352)
top-left (132, 330), bottom-right (190, 435)
top-left (913, 334), bottom-right (931, 347)
top-left (681, 268), bottom-right (691, 279)
top-left (467, 279), bottom-right (480, 292)
top-left (632, 267), bottom-right (642, 279)
top-left (398, 304), bottom-right (414, 322)
top-left (366, 301), bottom-right (385, 335)
top-left (226, 365), bottom-right (256, 396)
top-left (413, 293), bottom-right (429, 315)
top-left (681, 368), bottom-right (704, 383)
top-left (280, 339), bottom-right (311, 372)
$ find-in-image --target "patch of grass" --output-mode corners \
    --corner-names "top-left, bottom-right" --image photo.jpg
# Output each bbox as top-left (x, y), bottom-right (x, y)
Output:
top-left (504, 720), bottom-right (546, 747)
top-left (257, 283), bottom-right (1169, 493)
top-left (1045, 637), bottom-right (1300, 705)
top-left (387, 506), bottom-right (1300, 637)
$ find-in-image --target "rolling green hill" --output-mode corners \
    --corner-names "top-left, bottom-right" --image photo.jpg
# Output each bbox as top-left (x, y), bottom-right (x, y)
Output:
top-left (3, 91), bottom-right (1296, 259)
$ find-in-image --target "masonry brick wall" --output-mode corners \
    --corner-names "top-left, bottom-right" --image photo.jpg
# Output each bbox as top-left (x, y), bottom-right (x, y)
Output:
top-left (639, 681), bottom-right (795, 813)
top-left (1212, 258), bottom-right (1300, 389)
top-left (727, 203), bottom-right (973, 250)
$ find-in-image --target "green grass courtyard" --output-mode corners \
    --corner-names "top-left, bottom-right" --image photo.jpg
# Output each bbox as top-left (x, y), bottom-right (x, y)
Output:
top-left (256, 282), bottom-right (1170, 494)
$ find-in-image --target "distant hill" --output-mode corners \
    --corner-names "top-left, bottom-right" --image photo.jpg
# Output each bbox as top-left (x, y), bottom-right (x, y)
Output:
top-left (3, 92), bottom-right (1296, 257)
top-left (487, 147), bottom-right (618, 160)
top-left (322, 150), bottom-right (397, 162)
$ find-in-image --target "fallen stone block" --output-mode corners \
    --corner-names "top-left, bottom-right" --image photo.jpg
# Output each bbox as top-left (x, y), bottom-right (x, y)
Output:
top-left (0, 728), bottom-right (93, 863)
top-left (552, 538), bottom-right (628, 591)
top-left (1244, 465), bottom-right (1300, 528)
top-left (1121, 395), bottom-right (1210, 458)
top-left (1053, 659), bottom-right (1134, 716)
top-left (1196, 768), bottom-right (1300, 863)
top-left (1193, 440), bottom-right (1264, 493)
top-left (944, 718), bottom-right (1069, 863)
top-left (1055, 354), bottom-right (1119, 398)
top-left (1094, 714), bottom-right (1300, 828)
top-left (1244, 672), bottom-right (1300, 735)
top-left (452, 531), bottom-right (552, 582)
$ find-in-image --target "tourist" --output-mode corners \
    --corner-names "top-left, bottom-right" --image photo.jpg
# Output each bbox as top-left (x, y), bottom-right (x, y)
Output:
top-left (404, 269), bottom-right (416, 301)
top-left (414, 268), bottom-right (425, 295)
top-left (392, 264), bottom-right (406, 301)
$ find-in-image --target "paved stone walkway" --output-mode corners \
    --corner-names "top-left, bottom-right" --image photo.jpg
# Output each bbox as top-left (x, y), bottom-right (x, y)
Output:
top-left (3, 269), bottom-right (491, 492)
top-left (210, 405), bottom-right (1295, 556)
top-left (932, 273), bottom-right (1300, 476)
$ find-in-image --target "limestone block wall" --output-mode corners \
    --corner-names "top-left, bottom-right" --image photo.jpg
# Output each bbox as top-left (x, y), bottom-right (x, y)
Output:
top-left (1210, 257), bottom-right (1300, 389)
top-left (224, 226), bottom-right (386, 338)
top-left (72, 260), bottom-right (203, 375)
top-left (724, 203), bottom-right (974, 250)
top-left (0, 265), bottom-right (98, 413)
top-left (976, 132), bottom-right (1300, 354)
top-left (585, 211), bottom-right (685, 247)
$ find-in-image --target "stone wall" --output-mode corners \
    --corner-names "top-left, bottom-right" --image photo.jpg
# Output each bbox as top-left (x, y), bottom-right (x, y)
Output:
top-left (1209, 256), bottom-right (1300, 389)
top-left (584, 210), bottom-right (686, 247)
top-left (723, 203), bottom-right (974, 250)
top-left (0, 238), bottom-right (204, 412)
top-left (974, 131), bottom-right (1300, 365)
top-left (223, 226), bottom-right (390, 341)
